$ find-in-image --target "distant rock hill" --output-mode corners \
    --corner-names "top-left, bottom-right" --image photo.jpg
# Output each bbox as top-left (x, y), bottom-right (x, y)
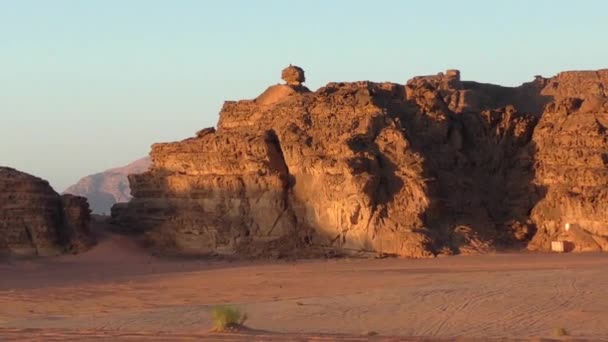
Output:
top-left (111, 66), bottom-right (608, 258)
top-left (64, 157), bottom-right (151, 215)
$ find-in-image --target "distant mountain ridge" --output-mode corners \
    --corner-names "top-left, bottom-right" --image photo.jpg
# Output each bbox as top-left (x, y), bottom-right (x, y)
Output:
top-left (64, 157), bottom-right (151, 214)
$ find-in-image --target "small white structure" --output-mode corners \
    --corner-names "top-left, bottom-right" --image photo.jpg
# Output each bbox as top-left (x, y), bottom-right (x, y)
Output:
top-left (565, 223), bottom-right (571, 232)
top-left (551, 241), bottom-right (565, 252)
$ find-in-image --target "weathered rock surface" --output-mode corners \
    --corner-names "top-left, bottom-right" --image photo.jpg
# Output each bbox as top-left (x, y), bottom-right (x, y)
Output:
top-left (1, 167), bottom-right (94, 256)
top-left (528, 71), bottom-right (608, 251)
top-left (112, 67), bottom-right (608, 257)
top-left (281, 65), bottom-right (306, 86)
top-left (64, 157), bottom-right (151, 214)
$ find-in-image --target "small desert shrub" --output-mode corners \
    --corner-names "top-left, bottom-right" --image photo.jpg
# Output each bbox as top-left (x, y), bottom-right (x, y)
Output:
top-left (554, 327), bottom-right (568, 336)
top-left (211, 305), bottom-right (248, 331)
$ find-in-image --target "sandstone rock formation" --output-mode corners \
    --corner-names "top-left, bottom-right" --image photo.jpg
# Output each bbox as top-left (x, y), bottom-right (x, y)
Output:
top-left (64, 157), bottom-right (151, 214)
top-left (281, 65), bottom-right (306, 86)
top-left (528, 71), bottom-right (608, 252)
top-left (112, 66), bottom-right (608, 257)
top-left (1, 167), bottom-right (94, 256)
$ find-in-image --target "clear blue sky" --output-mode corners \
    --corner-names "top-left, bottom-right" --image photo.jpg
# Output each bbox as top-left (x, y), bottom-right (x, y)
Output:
top-left (1, 0), bottom-right (607, 191)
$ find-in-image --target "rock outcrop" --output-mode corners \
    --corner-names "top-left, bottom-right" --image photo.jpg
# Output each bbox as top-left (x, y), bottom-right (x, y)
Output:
top-left (64, 157), bottom-right (151, 214)
top-left (112, 66), bottom-right (608, 257)
top-left (528, 71), bottom-right (608, 251)
top-left (0, 167), bottom-right (94, 256)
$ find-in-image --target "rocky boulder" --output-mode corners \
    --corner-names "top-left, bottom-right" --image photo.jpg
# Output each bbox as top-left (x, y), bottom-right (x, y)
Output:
top-left (281, 65), bottom-right (306, 86)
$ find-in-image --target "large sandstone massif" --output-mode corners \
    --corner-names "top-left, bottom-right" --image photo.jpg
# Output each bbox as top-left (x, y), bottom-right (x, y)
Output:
top-left (112, 66), bottom-right (608, 257)
top-left (64, 157), bottom-right (151, 215)
top-left (0, 167), bottom-right (94, 256)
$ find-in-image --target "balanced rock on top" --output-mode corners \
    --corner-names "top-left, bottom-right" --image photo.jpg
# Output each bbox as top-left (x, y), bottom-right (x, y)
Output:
top-left (254, 65), bottom-right (310, 105)
top-left (281, 65), bottom-right (306, 86)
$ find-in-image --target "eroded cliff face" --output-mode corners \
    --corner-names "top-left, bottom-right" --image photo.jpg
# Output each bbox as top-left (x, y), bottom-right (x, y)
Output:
top-left (528, 71), bottom-right (608, 251)
top-left (0, 167), bottom-right (94, 256)
top-left (112, 66), bottom-right (608, 257)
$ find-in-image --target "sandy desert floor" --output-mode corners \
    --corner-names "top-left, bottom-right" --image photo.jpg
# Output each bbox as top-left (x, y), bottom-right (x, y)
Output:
top-left (1, 227), bottom-right (607, 341)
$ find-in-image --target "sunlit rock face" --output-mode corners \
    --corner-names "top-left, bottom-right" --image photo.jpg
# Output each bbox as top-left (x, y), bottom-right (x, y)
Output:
top-left (0, 167), bottom-right (94, 256)
top-left (112, 67), bottom-right (608, 257)
top-left (528, 71), bottom-right (608, 252)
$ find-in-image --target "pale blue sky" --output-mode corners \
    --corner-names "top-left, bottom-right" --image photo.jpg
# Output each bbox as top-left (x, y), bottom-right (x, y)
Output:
top-left (1, 0), bottom-right (607, 191)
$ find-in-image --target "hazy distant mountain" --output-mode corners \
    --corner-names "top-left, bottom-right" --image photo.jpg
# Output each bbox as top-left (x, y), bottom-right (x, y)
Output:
top-left (64, 157), bottom-right (151, 215)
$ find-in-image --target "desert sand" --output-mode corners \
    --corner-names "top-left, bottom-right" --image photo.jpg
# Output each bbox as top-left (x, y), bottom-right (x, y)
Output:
top-left (1, 224), bottom-right (607, 341)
